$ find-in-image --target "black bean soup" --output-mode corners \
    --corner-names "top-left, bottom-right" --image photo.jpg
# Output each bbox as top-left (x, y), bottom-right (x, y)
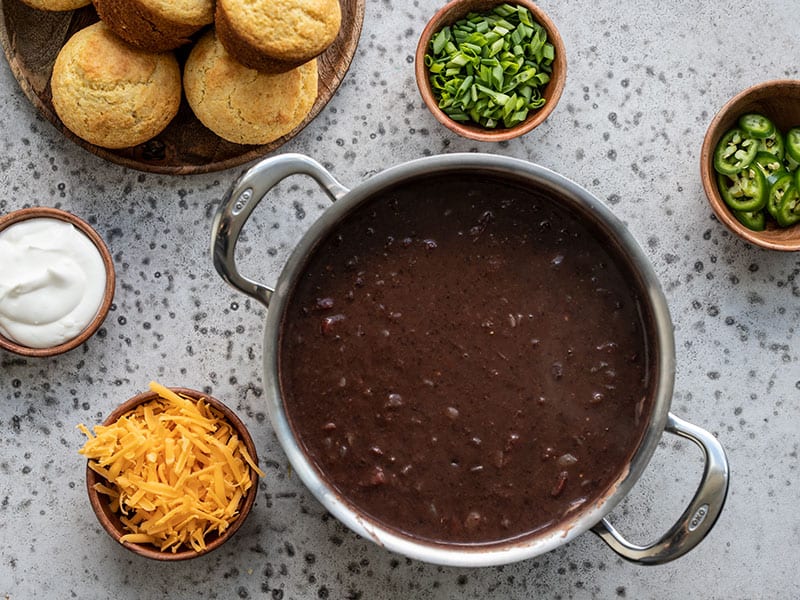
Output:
top-left (278, 174), bottom-right (655, 545)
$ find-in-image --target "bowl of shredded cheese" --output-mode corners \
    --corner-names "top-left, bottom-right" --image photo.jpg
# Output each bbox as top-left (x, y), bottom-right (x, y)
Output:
top-left (79, 382), bottom-right (264, 560)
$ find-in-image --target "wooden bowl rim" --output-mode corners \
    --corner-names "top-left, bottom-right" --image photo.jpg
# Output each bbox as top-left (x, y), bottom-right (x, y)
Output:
top-left (0, 206), bottom-right (115, 356)
top-left (700, 79), bottom-right (800, 251)
top-left (414, 0), bottom-right (567, 142)
top-left (85, 387), bottom-right (260, 561)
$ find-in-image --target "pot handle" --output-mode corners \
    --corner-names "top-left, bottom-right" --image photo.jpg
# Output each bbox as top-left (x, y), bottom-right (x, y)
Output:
top-left (591, 412), bottom-right (729, 565)
top-left (211, 154), bottom-right (349, 307)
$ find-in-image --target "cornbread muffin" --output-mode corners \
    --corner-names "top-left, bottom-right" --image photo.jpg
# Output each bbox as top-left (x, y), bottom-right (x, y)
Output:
top-left (19, 0), bottom-right (90, 10)
top-left (184, 30), bottom-right (318, 145)
top-left (216, 0), bottom-right (341, 73)
top-left (93, 0), bottom-right (214, 51)
top-left (50, 22), bottom-right (181, 149)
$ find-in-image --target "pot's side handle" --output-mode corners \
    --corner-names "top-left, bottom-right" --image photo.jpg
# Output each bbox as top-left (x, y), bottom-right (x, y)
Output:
top-left (591, 412), bottom-right (729, 565)
top-left (211, 154), bottom-right (349, 307)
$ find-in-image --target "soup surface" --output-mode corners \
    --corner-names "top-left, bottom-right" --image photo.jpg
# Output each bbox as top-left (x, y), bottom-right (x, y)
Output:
top-left (278, 174), bottom-right (654, 544)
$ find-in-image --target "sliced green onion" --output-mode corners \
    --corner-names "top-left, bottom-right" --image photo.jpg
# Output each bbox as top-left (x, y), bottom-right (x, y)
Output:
top-left (517, 5), bottom-right (533, 26)
top-left (424, 3), bottom-right (555, 130)
top-left (431, 28), bottom-right (450, 54)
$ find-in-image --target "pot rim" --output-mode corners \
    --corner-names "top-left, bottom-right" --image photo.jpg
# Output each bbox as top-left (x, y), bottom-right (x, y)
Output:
top-left (260, 153), bottom-right (676, 566)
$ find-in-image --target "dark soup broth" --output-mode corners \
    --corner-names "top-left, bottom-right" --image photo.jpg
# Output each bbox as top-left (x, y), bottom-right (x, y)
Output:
top-left (278, 173), bottom-right (655, 544)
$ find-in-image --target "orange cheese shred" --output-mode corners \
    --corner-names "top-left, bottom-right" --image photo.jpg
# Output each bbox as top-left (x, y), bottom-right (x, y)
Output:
top-left (78, 381), bottom-right (265, 553)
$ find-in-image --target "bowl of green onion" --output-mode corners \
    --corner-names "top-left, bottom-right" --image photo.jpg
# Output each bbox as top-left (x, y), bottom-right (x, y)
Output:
top-left (415, 0), bottom-right (566, 142)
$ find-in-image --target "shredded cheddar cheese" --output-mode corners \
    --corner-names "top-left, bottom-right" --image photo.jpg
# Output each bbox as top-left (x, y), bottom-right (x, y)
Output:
top-left (78, 382), bottom-right (265, 553)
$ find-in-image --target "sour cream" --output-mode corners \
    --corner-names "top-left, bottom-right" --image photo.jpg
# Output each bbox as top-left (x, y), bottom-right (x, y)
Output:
top-left (0, 217), bottom-right (107, 348)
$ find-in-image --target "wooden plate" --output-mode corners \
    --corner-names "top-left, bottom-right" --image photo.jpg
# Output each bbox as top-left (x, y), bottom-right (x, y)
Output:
top-left (0, 0), bottom-right (365, 174)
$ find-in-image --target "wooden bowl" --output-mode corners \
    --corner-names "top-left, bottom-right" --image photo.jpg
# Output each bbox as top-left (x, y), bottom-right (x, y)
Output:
top-left (700, 79), bottom-right (800, 251)
top-left (85, 387), bottom-right (260, 561)
top-left (414, 0), bottom-right (566, 142)
top-left (0, 207), bottom-right (115, 357)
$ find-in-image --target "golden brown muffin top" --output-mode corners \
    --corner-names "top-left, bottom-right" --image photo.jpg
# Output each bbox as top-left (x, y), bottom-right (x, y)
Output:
top-left (217, 0), bottom-right (341, 62)
top-left (50, 22), bottom-right (181, 149)
top-left (184, 30), bottom-right (318, 145)
top-left (136, 0), bottom-right (214, 26)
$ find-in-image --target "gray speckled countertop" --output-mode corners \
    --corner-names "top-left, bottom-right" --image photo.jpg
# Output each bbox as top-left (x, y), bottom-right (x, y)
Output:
top-left (1, 0), bottom-right (799, 598)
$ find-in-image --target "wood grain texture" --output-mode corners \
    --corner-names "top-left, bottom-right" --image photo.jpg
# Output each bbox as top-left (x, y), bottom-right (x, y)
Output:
top-left (0, 0), bottom-right (365, 174)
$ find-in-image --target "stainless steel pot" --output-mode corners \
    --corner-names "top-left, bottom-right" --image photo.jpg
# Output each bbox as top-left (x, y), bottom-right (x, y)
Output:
top-left (211, 152), bottom-right (729, 567)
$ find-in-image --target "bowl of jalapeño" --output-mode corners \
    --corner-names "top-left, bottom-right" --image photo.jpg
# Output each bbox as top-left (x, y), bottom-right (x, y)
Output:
top-left (701, 79), bottom-right (800, 251)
